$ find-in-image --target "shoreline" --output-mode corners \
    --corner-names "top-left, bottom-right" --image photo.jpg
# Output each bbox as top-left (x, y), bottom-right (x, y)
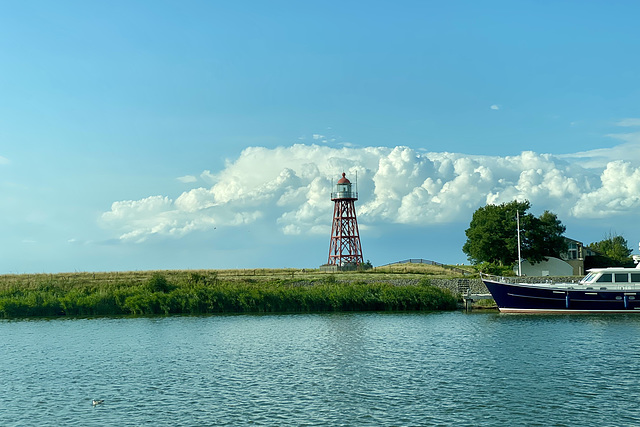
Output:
top-left (0, 271), bottom-right (460, 318)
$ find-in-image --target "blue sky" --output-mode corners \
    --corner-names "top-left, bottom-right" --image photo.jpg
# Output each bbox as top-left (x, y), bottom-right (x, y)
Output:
top-left (2, 0), bottom-right (640, 273)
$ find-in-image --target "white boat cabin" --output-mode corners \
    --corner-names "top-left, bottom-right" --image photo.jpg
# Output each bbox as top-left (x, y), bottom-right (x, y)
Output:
top-left (580, 268), bottom-right (640, 286)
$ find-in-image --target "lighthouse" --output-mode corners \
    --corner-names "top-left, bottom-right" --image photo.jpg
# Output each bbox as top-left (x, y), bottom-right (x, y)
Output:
top-left (327, 172), bottom-right (364, 267)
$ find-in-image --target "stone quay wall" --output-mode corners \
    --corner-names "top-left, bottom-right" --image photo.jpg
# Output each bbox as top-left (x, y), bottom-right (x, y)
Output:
top-left (336, 276), bottom-right (581, 296)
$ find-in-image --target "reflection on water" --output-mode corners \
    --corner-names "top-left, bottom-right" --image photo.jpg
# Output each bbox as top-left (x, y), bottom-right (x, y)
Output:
top-left (1, 312), bottom-right (640, 426)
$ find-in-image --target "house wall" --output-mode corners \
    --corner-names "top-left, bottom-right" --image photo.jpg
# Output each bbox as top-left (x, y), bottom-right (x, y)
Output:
top-left (514, 257), bottom-right (575, 276)
top-left (566, 259), bottom-right (585, 276)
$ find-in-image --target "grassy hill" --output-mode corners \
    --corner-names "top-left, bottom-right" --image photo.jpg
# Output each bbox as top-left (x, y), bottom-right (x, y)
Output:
top-left (0, 264), bottom-right (471, 318)
top-left (0, 263), bottom-right (473, 290)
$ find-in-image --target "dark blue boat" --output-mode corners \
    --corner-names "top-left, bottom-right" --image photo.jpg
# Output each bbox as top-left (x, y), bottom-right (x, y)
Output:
top-left (482, 267), bottom-right (640, 313)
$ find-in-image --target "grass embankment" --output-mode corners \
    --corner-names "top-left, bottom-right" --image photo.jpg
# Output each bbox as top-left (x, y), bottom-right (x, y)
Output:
top-left (0, 268), bottom-right (460, 318)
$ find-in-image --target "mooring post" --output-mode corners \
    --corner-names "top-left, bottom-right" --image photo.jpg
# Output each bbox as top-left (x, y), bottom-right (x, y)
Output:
top-left (464, 289), bottom-right (473, 312)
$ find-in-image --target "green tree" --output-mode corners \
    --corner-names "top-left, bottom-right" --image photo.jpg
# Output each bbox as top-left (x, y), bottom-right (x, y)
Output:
top-left (588, 233), bottom-right (633, 266)
top-left (463, 200), bottom-right (567, 266)
top-left (525, 210), bottom-right (568, 263)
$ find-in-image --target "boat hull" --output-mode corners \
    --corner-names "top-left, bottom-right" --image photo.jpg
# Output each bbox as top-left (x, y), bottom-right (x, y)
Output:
top-left (482, 279), bottom-right (640, 313)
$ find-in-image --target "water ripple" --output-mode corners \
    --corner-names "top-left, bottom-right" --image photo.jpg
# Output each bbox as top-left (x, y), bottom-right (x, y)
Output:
top-left (2, 313), bottom-right (640, 425)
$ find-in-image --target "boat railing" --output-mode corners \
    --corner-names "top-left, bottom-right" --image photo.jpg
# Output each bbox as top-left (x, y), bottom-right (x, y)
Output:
top-left (479, 273), bottom-right (509, 283)
top-left (480, 272), bottom-right (582, 285)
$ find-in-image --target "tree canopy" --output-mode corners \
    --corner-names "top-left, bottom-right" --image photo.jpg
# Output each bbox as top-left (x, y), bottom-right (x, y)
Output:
top-left (588, 233), bottom-right (633, 266)
top-left (463, 200), bottom-right (567, 266)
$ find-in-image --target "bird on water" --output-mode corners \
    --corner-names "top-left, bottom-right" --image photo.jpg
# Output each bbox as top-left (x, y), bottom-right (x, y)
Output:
top-left (92, 400), bottom-right (104, 406)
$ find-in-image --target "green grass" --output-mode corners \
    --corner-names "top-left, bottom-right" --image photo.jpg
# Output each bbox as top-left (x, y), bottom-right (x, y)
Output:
top-left (0, 269), bottom-right (459, 318)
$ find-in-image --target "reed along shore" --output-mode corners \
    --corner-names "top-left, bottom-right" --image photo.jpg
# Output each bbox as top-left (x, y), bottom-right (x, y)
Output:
top-left (0, 270), bottom-right (458, 318)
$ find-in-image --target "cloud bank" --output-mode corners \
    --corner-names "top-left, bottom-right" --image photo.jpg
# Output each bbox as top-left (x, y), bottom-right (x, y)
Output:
top-left (101, 138), bottom-right (640, 243)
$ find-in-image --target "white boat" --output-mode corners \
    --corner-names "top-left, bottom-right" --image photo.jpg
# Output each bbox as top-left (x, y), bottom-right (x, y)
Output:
top-left (482, 255), bottom-right (640, 313)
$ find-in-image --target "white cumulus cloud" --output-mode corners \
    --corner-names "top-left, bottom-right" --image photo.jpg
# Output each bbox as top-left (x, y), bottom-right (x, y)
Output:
top-left (101, 141), bottom-right (640, 243)
top-left (571, 161), bottom-right (640, 218)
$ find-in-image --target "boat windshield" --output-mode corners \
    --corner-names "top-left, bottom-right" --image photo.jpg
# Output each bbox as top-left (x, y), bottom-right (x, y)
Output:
top-left (581, 272), bottom-right (597, 283)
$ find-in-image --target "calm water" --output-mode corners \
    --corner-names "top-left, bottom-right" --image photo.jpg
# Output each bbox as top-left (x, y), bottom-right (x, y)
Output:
top-left (1, 312), bottom-right (640, 426)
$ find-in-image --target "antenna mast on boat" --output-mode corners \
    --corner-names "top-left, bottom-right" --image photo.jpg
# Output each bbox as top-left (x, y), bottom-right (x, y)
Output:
top-left (517, 210), bottom-right (522, 276)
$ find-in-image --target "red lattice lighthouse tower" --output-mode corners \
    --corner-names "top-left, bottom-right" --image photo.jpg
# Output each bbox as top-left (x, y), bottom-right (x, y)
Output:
top-left (327, 172), bottom-right (364, 266)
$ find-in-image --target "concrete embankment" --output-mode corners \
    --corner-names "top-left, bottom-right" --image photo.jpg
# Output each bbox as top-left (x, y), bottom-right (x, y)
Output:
top-left (341, 276), bottom-right (580, 296)
top-left (328, 278), bottom-right (489, 295)
top-left (430, 278), bottom-right (487, 294)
